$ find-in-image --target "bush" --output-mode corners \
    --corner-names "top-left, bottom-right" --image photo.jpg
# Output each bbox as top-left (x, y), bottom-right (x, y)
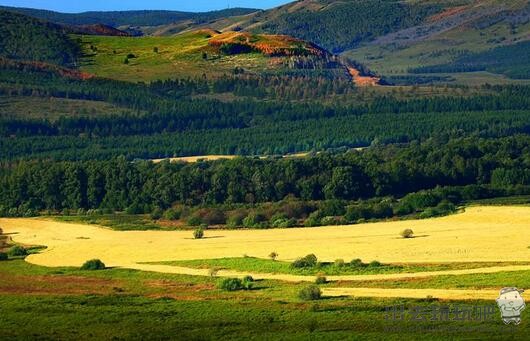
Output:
top-left (271, 217), bottom-right (296, 228)
top-left (226, 210), bottom-right (246, 228)
top-left (126, 53), bottom-right (136, 58)
top-left (320, 216), bottom-right (340, 226)
top-left (419, 208), bottom-right (438, 219)
top-left (334, 259), bottom-right (345, 267)
top-left (81, 259), bottom-right (106, 270)
top-left (0, 252), bottom-right (8, 261)
top-left (319, 200), bottom-right (346, 216)
top-left (315, 274), bottom-right (327, 284)
top-left (350, 258), bottom-right (364, 268)
top-left (368, 260), bottom-right (382, 267)
top-left (304, 211), bottom-right (321, 227)
top-left (218, 278), bottom-right (243, 291)
top-left (401, 228), bottom-right (414, 238)
top-left (269, 251), bottom-right (278, 261)
top-left (7, 245), bottom-right (27, 257)
top-left (163, 208), bottom-right (182, 220)
top-left (187, 215), bottom-right (202, 226)
top-left (242, 275), bottom-right (254, 289)
top-left (193, 227), bottom-right (204, 239)
top-left (298, 285), bottom-right (322, 300)
top-left (243, 212), bottom-right (266, 228)
top-left (291, 254), bottom-right (318, 268)
top-left (150, 207), bottom-right (163, 220)
top-left (195, 208), bottom-right (226, 225)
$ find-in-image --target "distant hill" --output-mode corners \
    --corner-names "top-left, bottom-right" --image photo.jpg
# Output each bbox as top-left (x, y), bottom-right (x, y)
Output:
top-left (66, 24), bottom-right (130, 37)
top-left (189, 0), bottom-right (530, 83)
top-left (0, 10), bottom-right (80, 66)
top-left (0, 6), bottom-right (258, 27)
top-left (76, 29), bottom-right (355, 82)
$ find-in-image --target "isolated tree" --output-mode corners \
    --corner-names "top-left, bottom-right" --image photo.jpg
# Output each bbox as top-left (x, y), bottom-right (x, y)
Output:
top-left (269, 251), bottom-right (278, 261)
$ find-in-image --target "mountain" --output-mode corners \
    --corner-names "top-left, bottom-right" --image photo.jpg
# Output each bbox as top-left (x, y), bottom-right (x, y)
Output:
top-left (0, 10), bottom-right (80, 66)
top-left (66, 24), bottom-right (130, 37)
top-left (178, 0), bottom-right (530, 84)
top-left (0, 6), bottom-right (258, 27)
top-left (77, 29), bottom-right (355, 82)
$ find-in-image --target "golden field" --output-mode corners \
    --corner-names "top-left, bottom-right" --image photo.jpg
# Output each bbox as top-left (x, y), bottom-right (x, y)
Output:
top-left (1, 206), bottom-right (529, 269)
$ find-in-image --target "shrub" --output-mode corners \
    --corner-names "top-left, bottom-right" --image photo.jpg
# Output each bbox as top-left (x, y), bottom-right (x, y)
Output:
top-left (419, 208), bottom-right (438, 219)
top-left (319, 200), bottom-right (346, 216)
top-left (335, 259), bottom-right (345, 267)
top-left (401, 228), bottom-right (414, 238)
top-left (226, 210), bottom-right (246, 228)
top-left (163, 208), bottom-right (181, 220)
top-left (350, 258), bottom-right (364, 268)
top-left (321, 216), bottom-right (339, 226)
top-left (292, 254), bottom-right (318, 268)
top-left (368, 260), bottom-right (382, 267)
top-left (271, 217), bottom-right (296, 228)
top-left (7, 245), bottom-right (27, 257)
top-left (304, 211), bottom-right (321, 227)
top-left (81, 259), bottom-right (106, 270)
top-left (218, 278), bottom-right (243, 291)
top-left (125, 202), bottom-right (143, 214)
top-left (242, 275), bottom-right (254, 290)
top-left (315, 274), bottom-right (327, 284)
top-left (243, 275), bottom-right (254, 282)
top-left (209, 267), bottom-right (220, 277)
top-left (243, 212), bottom-right (266, 228)
top-left (150, 207), bottom-right (163, 220)
top-left (195, 208), bottom-right (226, 225)
top-left (193, 227), bottom-right (204, 239)
top-left (269, 251), bottom-right (278, 261)
top-left (153, 47), bottom-right (159, 53)
top-left (298, 285), bottom-right (322, 300)
top-left (187, 215), bottom-right (202, 226)
top-left (126, 53), bottom-right (136, 58)
top-left (0, 252), bottom-right (8, 261)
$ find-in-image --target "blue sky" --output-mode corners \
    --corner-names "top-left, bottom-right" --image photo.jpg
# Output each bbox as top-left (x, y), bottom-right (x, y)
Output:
top-left (0, 0), bottom-right (291, 12)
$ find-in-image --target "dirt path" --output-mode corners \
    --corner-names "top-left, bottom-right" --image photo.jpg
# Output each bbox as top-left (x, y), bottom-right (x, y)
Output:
top-left (322, 288), bottom-right (499, 300)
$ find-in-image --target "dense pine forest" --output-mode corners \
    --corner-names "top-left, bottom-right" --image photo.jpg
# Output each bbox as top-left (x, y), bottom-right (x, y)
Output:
top-left (0, 7), bottom-right (529, 219)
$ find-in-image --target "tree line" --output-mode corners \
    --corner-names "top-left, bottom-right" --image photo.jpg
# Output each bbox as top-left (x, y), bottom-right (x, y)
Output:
top-left (1, 136), bottom-right (528, 215)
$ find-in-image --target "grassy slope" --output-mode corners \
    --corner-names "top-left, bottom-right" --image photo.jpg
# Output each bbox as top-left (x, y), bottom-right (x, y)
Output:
top-left (149, 257), bottom-right (530, 276)
top-left (0, 259), bottom-right (528, 339)
top-left (0, 96), bottom-right (140, 120)
top-left (78, 30), bottom-right (337, 82)
top-left (344, 0), bottom-right (530, 83)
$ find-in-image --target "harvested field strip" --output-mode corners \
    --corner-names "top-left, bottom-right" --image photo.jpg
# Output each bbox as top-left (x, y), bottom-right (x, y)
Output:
top-left (322, 287), bottom-right (499, 300)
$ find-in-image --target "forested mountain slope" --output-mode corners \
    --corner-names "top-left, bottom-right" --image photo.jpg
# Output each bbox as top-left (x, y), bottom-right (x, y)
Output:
top-left (0, 6), bottom-right (258, 27)
top-left (0, 10), bottom-right (80, 66)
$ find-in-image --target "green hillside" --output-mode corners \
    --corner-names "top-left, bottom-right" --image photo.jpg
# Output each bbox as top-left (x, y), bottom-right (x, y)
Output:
top-left (78, 30), bottom-right (349, 82)
top-left (0, 10), bottom-right (80, 66)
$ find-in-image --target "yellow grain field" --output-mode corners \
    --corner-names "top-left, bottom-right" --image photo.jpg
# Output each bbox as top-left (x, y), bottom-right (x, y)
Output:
top-left (1, 206), bottom-right (529, 271)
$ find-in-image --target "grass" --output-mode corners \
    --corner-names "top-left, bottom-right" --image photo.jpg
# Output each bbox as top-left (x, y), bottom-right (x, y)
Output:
top-left (0, 96), bottom-right (140, 120)
top-left (343, 1), bottom-right (530, 85)
top-left (53, 214), bottom-right (165, 231)
top-left (333, 269), bottom-right (530, 291)
top-left (0, 259), bottom-right (527, 339)
top-left (148, 257), bottom-right (530, 276)
top-left (78, 31), bottom-right (271, 82)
